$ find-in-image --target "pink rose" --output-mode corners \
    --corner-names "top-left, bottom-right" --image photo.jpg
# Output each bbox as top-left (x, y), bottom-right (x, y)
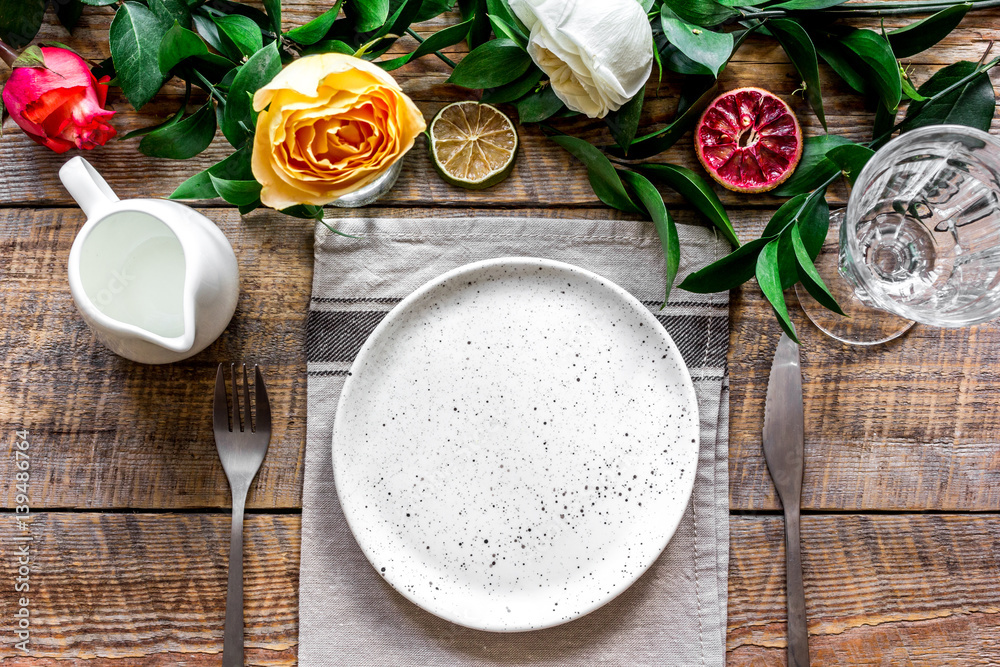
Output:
top-left (2, 46), bottom-right (116, 154)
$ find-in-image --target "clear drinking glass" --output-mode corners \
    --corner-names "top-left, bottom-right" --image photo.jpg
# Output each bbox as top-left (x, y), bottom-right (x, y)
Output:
top-left (797, 125), bottom-right (1000, 344)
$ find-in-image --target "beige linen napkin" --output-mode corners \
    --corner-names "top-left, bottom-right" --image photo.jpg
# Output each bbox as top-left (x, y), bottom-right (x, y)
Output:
top-left (300, 216), bottom-right (729, 666)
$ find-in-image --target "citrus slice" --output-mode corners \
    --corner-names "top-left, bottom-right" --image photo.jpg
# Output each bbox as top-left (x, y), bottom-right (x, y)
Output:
top-left (429, 102), bottom-right (518, 190)
top-left (694, 87), bottom-right (802, 194)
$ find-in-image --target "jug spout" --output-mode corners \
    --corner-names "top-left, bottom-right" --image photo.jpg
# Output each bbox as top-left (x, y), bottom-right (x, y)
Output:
top-left (60, 156), bottom-right (119, 219)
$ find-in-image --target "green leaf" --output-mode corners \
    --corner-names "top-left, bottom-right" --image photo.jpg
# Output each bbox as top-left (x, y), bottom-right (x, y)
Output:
top-left (447, 38), bottom-right (532, 88)
top-left (192, 12), bottom-right (225, 53)
top-left (762, 191), bottom-right (829, 288)
top-left (755, 239), bottom-right (798, 342)
top-left (816, 39), bottom-right (866, 94)
top-left (678, 237), bottom-right (770, 293)
top-left (223, 40), bottom-right (281, 148)
top-left (120, 81), bottom-right (189, 140)
top-left (605, 88), bottom-right (645, 153)
top-left (871, 100), bottom-right (895, 148)
top-left (826, 144), bottom-right (874, 186)
top-left (839, 29), bottom-right (902, 111)
top-left (609, 82), bottom-right (716, 160)
top-left (466, 0), bottom-right (492, 48)
top-left (238, 199), bottom-right (262, 215)
top-left (549, 135), bottom-right (641, 214)
top-left (660, 8), bottom-right (733, 77)
top-left (620, 170), bottom-right (681, 305)
top-left (170, 143), bottom-right (254, 199)
top-left (791, 222), bottom-right (845, 316)
top-left (901, 72), bottom-right (927, 102)
top-left (761, 191), bottom-right (828, 258)
top-left (158, 22), bottom-right (210, 74)
top-left (55, 0), bottom-right (85, 32)
top-left (768, 0), bottom-right (846, 8)
top-left (303, 39), bottom-right (356, 56)
top-left (283, 204), bottom-right (326, 220)
top-left (110, 2), bottom-right (170, 110)
top-left (149, 0), bottom-right (190, 29)
top-left (354, 0), bottom-right (390, 31)
top-left (11, 44), bottom-right (46, 69)
top-left (285, 1), bottom-right (344, 45)
top-left (902, 61), bottom-right (996, 133)
top-left (208, 174), bottom-right (263, 206)
top-left (516, 85), bottom-right (564, 123)
top-left (773, 134), bottom-right (853, 197)
top-left (769, 18), bottom-right (825, 130)
top-left (480, 66), bottom-right (542, 104)
top-left (139, 102), bottom-right (217, 159)
top-left (757, 189), bottom-right (829, 292)
top-left (214, 14), bottom-right (264, 60)
top-left (377, 18), bottom-right (473, 70)
top-left (81, 0), bottom-right (119, 5)
top-left (261, 0), bottom-right (282, 33)
top-left (486, 0), bottom-right (527, 34)
top-left (414, 0), bottom-right (455, 22)
top-left (660, 0), bottom-right (738, 27)
top-left (661, 43), bottom-right (715, 77)
top-left (639, 163), bottom-right (739, 247)
top-left (888, 3), bottom-right (971, 59)
top-left (0, 0), bottom-right (46, 49)
top-left (487, 14), bottom-right (527, 49)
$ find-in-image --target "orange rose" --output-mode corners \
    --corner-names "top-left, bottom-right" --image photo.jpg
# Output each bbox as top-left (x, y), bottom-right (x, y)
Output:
top-left (251, 53), bottom-right (426, 210)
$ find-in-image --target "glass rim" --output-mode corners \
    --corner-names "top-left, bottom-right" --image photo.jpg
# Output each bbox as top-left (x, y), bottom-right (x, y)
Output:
top-left (842, 124), bottom-right (1000, 321)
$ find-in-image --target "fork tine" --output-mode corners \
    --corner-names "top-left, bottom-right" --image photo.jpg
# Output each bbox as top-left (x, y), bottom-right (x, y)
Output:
top-left (213, 363), bottom-right (230, 432)
top-left (242, 363), bottom-right (253, 433)
top-left (254, 365), bottom-right (271, 436)
top-left (230, 363), bottom-right (241, 432)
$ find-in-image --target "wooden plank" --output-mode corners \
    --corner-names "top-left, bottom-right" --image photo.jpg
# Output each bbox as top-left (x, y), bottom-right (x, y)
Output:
top-left (0, 512), bottom-right (996, 663)
top-left (0, 513), bottom-right (299, 665)
top-left (728, 212), bottom-right (1000, 511)
top-left (0, 208), bottom-right (312, 510)
top-left (3, 206), bottom-right (1000, 512)
top-left (728, 514), bottom-right (1000, 665)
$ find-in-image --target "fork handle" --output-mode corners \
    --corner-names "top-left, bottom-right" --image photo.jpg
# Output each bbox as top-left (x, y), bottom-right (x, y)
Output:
top-left (224, 487), bottom-right (248, 667)
top-left (784, 506), bottom-right (810, 667)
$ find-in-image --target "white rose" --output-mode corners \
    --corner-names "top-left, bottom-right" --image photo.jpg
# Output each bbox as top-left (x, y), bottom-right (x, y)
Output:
top-left (509, 0), bottom-right (653, 119)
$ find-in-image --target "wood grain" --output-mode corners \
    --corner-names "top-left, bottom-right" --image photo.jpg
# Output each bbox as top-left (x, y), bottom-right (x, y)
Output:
top-left (0, 513), bottom-right (299, 665)
top-left (0, 207), bottom-right (311, 510)
top-left (4, 206), bottom-right (1000, 513)
top-left (728, 514), bottom-right (1000, 665)
top-left (2, 3), bottom-right (1000, 664)
top-left (0, 513), bottom-right (996, 664)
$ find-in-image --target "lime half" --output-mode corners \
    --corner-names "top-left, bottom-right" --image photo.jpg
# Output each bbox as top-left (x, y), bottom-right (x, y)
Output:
top-left (429, 102), bottom-right (518, 190)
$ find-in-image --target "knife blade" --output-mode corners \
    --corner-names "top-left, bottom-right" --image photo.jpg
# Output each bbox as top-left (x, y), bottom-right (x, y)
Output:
top-left (762, 333), bottom-right (809, 667)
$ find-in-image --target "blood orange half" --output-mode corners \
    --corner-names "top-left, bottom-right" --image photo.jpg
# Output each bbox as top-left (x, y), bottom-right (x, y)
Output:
top-left (694, 87), bottom-right (802, 194)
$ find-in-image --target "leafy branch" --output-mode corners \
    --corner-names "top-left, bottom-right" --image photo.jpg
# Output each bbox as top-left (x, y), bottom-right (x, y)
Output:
top-left (436, 0), bottom-right (998, 336)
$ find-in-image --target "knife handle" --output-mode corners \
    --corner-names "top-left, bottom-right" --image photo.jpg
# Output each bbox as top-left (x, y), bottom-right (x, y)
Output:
top-left (784, 506), bottom-right (810, 667)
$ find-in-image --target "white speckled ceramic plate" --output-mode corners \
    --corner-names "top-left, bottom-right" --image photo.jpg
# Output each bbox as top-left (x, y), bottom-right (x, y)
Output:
top-left (332, 257), bottom-right (699, 632)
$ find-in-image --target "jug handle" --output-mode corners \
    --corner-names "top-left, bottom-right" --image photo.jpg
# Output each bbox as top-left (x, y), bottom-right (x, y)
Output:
top-left (59, 156), bottom-right (119, 219)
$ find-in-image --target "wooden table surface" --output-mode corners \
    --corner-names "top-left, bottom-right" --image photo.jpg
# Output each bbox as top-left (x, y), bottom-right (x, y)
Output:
top-left (2, 3), bottom-right (1000, 665)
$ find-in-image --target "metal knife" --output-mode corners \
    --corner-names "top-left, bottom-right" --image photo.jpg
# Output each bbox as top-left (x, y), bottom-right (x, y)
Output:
top-left (762, 333), bottom-right (810, 667)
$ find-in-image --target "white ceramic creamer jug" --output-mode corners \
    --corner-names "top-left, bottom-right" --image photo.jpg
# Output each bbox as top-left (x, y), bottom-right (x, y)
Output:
top-left (61, 157), bottom-right (240, 364)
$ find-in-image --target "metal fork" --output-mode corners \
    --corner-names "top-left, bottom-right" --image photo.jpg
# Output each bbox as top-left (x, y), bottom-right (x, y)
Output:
top-left (213, 363), bottom-right (271, 667)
